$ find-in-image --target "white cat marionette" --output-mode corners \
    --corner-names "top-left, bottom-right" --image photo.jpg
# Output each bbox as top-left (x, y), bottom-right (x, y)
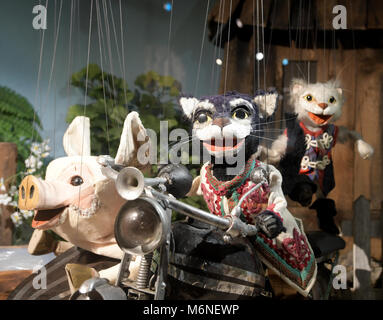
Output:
top-left (265, 79), bottom-right (374, 234)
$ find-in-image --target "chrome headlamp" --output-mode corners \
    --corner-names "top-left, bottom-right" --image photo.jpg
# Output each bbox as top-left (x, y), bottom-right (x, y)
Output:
top-left (114, 196), bottom-right (170, 256)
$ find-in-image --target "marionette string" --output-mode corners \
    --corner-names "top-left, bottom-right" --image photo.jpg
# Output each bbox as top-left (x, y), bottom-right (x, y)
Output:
top-left (223, 0), bottom-right (233, 96)
top-left (194, 0), bottom-right (210, 96)
top-left (95, 0), bottom-right (111, 155)
top-left (76, 0), bottom-right (94, 233)
top-left (209, 0), bottom-right (223, 93)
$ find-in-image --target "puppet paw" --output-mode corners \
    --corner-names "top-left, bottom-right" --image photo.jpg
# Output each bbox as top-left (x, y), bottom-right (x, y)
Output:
top-left (310, 199), bottom-right (339, 235)
top-left (356, 140), bottom-right (374, 160)
top-left (317, 214), bottom-right (340, 235)
top-left (250, 167), bottom-right (268, 184)
top-left (255, 210), bottom-right (286, 239)
top-left (290, 182), bottom-right (316, 207)
top-left (258, 145), bottom-right (284, 164)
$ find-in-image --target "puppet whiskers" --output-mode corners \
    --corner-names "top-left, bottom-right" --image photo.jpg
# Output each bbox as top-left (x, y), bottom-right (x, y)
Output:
top-left (248, 133), bottom-right (277, 142)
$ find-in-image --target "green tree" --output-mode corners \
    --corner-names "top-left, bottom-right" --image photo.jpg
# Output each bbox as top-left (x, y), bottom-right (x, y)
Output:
top-left (67, 65), bottom-right (207, 214)
top-left (67, 63), bottom-right (134, 155)
top-left (0, 86), bottom-right (43, 176)
top-left (0, 86), bottom-right (50, 244)
top-left (132, 70), bottom-right (185, 133)
top-left (67, 65), bottom-right (188, 155)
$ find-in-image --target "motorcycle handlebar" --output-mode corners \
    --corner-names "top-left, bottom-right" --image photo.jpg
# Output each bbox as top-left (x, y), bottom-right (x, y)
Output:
top-left (150, 189), bottom-right (258, 238)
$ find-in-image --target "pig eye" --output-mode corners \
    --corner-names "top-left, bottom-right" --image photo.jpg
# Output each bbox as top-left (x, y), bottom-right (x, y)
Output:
top-left (70, 175), bottom-right (84, 186)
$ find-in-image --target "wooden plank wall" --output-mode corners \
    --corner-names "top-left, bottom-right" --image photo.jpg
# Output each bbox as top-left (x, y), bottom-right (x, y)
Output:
top-left (0, 143), bottom-right (17, 245)
top-left (209, 0), bottom-right (383, 30)
top-left (218, 38), bottom-right (383, 261)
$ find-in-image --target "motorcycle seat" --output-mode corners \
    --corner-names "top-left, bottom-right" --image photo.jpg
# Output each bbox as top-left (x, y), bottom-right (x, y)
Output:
top-left (306, 231), bottom-right (345, 258)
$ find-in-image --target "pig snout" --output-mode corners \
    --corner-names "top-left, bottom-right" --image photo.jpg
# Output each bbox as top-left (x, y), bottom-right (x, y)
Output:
top-left (18, 175), bottom-right (94, 211)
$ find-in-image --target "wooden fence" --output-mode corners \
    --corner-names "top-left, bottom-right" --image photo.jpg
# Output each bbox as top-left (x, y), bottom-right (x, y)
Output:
top-left (342, 195), bottom-right (383, 299)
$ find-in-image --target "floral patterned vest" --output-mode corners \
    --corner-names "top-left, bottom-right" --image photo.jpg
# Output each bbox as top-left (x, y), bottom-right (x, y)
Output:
top-left (197, 156), bottom-right (317, 296)
top-left (298, 122), bottom-right (338, 196)
top-left (200, 157), bottom-right (275, 225)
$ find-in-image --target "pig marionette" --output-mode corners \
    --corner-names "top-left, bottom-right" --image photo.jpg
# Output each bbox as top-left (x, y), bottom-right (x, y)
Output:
top-left (16, 112), bottom-right (150, 294)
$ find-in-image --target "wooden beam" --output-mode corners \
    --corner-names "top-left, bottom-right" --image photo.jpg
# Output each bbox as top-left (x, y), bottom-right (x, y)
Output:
top-left (352, 195), bottom-right (372, 299)
top-left (381, 202), bottom-right (383, 273)
top-left (269, 0), bottom-right (290, 30)
top-left (367, 0), bottom-right (383, 29)
top-left (240, 0), bottom-right (273, 27)
top-left (208, 0), bottom-right (241, 24)
top-left (0, 143), bottom-right (17, 245)
top-left (341, 218), bottom-right (382, 238)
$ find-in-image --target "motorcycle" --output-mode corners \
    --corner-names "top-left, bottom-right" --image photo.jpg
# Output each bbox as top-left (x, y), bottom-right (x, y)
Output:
top-left (70, 163), bottom-right (345, 300)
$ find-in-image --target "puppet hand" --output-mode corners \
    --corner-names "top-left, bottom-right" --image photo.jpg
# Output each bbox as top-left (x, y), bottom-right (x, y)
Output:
top-left (356, 140), bottom-right (374, 160)
top-left (250, 167), bottom-right (268, 185)
top-left (258, 145), bottom-right (283, 164)
top-left (255, 210), bottom-right (286, 239)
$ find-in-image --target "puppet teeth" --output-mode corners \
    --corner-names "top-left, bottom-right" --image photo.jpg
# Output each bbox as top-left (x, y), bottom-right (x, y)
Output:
top-left (69, 196), bottom-right (101, 218)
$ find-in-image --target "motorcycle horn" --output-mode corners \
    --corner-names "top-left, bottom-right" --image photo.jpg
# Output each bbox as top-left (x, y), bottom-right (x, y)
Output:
top-left (115, 166), bottom-right (145, 201)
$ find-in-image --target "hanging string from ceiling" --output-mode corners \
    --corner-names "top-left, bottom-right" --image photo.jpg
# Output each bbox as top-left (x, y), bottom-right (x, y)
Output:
top-left (194, 0), bottom-right (210, 96)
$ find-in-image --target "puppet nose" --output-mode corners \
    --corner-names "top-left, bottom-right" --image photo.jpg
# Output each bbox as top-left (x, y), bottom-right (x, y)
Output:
top-left (19, 175), bottom-right (40, 210)
top-left (212, 117), bottom-right (230, 128)
top-left (18, 175), bottom-right (84, 210)
top-left (318, 103), bottom-right (328, 109)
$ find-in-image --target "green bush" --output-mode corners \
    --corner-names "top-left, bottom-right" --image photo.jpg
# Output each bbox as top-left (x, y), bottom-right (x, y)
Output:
top-left (0, 86), bottom-right (50, 244)
top-left (67, 65), bottom-right (207, 215)
top-left (0, 86), bottom-right (43, 177)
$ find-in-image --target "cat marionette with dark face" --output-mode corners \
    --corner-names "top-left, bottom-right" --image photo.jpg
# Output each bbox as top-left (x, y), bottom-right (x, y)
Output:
top-left (266, 79), bottom-right (374, 234)
top-left (180, 91), bottom-right (317, 297)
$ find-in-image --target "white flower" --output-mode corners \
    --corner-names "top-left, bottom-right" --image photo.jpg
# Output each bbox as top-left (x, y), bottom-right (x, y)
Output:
top-left (10, 211), bottom-right (23, 227)
top-left (25, 155), bottom-right (38, 169)
top-left (20, 210), bottom-right (34, 219)
top-left (9, 185), bottom-right (17, 197)
top-left (0, 178), bottom-right (5, 192)
top-left (0, 193), bottom-right (12, 206)
top-left (27, 168), bottom-right (36, 174)
top-left (43, 140), bottom-right (51, 152)
top-left (31, 142), bottom-right (42, 156)
top-left (41, 152), bottom-right (49, 158)
top-left (37, 160), bottom-right (43, 169)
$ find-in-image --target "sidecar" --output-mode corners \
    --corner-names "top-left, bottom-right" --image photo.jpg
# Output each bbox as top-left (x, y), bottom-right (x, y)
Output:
top-left (8, 163), bottom-right (345, 300)
top-left (165, 218), bottom-right (270, 300)
top-left (7, 246), bottom-right (120, 300)
top-left (7, 221), bottom-right (345, 300)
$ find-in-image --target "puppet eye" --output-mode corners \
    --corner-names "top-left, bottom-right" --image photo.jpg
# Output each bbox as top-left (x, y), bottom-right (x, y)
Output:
top-left (232, 108), bottom-right (249, 120)
top-left (195, 111), bottom-right (212, 124)
top-left (329, 96), bottom-right (336, 104)
top-left (304, 94), bottom-right (313, 102)
top-left (70, 175), bottom-right (84, 186)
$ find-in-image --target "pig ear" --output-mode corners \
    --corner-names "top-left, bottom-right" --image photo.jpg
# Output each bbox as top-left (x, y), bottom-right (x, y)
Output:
top-left (115, 111), bottom-right (150, 167)
top-left (179, 96), bottom-right (200, 119)
top-left (254, 91), bottom-right (279, 119)
top-left (63, 116), bottom-right (91, 157)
